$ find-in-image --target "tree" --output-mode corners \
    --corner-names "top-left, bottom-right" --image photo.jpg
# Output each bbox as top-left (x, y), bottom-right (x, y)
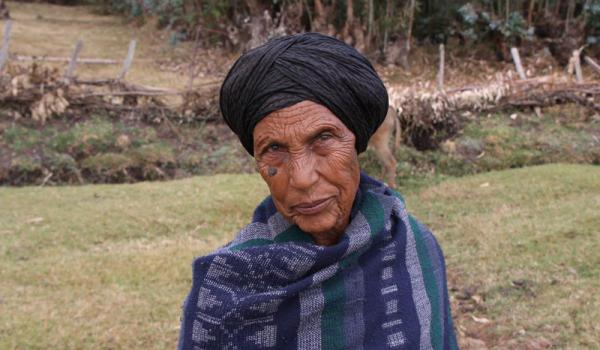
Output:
top-left (0, 0), bottom-right (10, 19)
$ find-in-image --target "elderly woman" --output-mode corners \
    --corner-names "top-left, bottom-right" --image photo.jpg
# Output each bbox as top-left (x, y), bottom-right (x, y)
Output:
top-left (178, 33), bottom-right (458, 349)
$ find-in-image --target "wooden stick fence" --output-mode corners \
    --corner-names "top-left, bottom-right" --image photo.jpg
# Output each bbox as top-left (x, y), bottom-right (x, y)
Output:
top-left (510, 47), bottom-right (527, 80)
top-left (437, 44), bottom-right (445, 92)
top-left (0, 26), bottom-right (221, 97)
top-left (63, 40), bottom-right (83, 84)
top-left (0, 19), bottom-right (12, 71)
top-left (14, 56), bottom-right (119, 64)
top-left (0, 23), bottom-right (141, 83)
top-left (511, 47), bottom-right (544, 116)
top-left (117, 40), bottom-right (136, 81)
top-left (585, 56), bottom-right (600, 77)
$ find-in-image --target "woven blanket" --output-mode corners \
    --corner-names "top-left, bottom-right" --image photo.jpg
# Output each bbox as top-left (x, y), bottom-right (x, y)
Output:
top-left (178, 173), bottom-right (458, 349)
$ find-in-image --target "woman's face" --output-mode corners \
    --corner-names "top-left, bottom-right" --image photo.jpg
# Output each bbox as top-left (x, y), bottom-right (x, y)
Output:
top-left (253, 100), bottom-right (360, 246)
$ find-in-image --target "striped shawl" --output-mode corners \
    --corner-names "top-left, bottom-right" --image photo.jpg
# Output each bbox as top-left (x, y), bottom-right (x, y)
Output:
top-left (178, 173), bottom-right (458, 349)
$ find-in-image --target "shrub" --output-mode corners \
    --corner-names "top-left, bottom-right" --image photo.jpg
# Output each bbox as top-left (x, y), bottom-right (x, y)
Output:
top-left (49, 118), bottom-right (115, 157)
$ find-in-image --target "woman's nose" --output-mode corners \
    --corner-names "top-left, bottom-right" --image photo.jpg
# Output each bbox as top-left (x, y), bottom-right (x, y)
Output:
top-left (288, 154), bottom-right (319, 191)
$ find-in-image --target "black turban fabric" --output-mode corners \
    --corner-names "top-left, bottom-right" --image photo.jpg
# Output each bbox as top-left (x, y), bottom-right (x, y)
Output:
top-left (219, 32), bottom-right (389, 155)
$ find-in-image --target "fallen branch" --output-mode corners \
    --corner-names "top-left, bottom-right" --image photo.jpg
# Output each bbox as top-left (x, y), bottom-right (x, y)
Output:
top-left (388, 76), bottom-right (600, 149)
top-left (75, 90), bottom-right (182, 98)
top-left (584, 56), bottom-right (600, 77)
top-left (74, 78), bottom-right (220, 91)
top-left (14, 55), bottom-right (120, 65)
top-left (0, 63), bottom-right (222, 124)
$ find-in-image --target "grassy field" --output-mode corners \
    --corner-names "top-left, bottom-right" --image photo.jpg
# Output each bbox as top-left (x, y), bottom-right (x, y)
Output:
top-left (1, 164), bottom-right (599, 349)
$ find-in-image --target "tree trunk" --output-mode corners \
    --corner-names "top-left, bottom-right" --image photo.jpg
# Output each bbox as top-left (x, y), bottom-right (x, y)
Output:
top-left (342, 0), bottom-right (355, 44)
top-left (244, 0), bottom-right (269, 49)
top-left (406, 0), bottom-right (417, 60)
top-left (313, 0), bottom-right (324, 31)
top-left (314, 0), bottom-right (325, 18)
top-left (284, 1), bottom-right (304, 34)
top-left (565, 0), bottom-right (575, 33)
top-left (383, 0), bottom-right (393, 55)
top-left (366, 0), bottom-right (374, 51)
top-left (527, 0), bottom-right (536, 26)
top-left (0, 0), bottom-right (9, 19)
top-left (582, 0), bottom-right (592, 22)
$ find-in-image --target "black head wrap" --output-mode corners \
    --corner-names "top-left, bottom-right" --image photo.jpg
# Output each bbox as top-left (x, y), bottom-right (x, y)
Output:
top-left (219, 32), bottom-right (388, 156)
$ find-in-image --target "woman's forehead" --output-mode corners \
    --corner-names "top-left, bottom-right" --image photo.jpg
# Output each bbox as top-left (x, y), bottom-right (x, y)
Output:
top-left (253, 101), bottom-right (349, 142)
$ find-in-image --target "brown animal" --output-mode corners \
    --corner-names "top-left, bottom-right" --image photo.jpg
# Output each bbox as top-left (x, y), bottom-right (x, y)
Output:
top-left (368, 106), bottom-right (401, 188)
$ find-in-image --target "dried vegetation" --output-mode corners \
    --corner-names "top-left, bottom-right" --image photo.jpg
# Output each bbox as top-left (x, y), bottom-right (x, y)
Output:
top-left (389, 76), bottom-right (600, 150)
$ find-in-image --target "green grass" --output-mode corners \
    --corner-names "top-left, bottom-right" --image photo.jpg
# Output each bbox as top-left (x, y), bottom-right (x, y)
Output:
top-left (409, 164), bottom-right (600, 348)
top-left (1, 164), bottom-right (599, 349)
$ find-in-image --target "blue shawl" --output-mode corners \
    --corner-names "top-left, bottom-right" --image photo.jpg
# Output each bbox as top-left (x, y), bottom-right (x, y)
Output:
top-left (178, 173), bottom-right (458, 349)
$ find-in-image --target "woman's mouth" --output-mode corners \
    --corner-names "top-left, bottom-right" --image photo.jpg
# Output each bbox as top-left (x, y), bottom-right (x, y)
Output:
top-left (292, 197), bottom-right (333, 215)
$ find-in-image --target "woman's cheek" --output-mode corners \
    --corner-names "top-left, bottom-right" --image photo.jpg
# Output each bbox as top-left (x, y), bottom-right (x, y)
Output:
top-left (329, 147), bottom-right (356, 170)
top-left (257, 161), bottom-right (286, 199)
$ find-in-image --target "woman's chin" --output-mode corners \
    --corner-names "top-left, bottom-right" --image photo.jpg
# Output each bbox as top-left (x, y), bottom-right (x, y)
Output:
top-left (295, 214), bottom-right (343, 245)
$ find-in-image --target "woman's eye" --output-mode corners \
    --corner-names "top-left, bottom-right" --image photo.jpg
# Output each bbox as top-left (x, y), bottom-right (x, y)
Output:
top-left (318, 133), bottom-right (333, 141)
top-left (268, 143), bottom-right (280, 152)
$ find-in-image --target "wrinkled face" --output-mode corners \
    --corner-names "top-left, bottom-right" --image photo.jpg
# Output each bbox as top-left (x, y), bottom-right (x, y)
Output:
top-left (253, 100), bottom-right (360, 246)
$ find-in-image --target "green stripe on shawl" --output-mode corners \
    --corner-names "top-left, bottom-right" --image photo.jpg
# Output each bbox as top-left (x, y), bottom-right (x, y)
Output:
top-left (321, 272), bottom-right (346, 350)
top-left (360, 192), bottom-right (385, 238)
top-left (339, 251), bottom-right (359, 269)
top-left (230, 238), bottom-right (273, 251)
top-left (230, 224), bottom-right (314, 251)
top-left (390, 189), bottom-right (406, 205)
top-left (338, 192), bottom-right (386, 268)
top-left (275, 225), bottom-right (314, 243)
top-left (409, 215), bottom-right (442, 349)
top-left (448, 301), bottom-right (459, 350)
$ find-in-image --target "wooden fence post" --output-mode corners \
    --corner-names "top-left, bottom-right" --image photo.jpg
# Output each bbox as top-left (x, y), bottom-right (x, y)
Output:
top-left (64, 40), bottom-right (83, 84)
top-left (437, 44), bottom-right (445, 92)
top-left (510, 47), bottom-right (527, 80)
top-left (511, 47), bottom-right (543, 116)
top-left (117, 39), bottom-right (136, 81)
top-left (573, 49), bottom-right (584, 83)
top-left (0, 19), bottom-right (12, 71)
top-left (584, 56), bottom-right (600, 77)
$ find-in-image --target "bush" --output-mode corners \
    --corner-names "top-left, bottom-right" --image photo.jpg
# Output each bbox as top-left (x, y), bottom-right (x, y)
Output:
top-left (81, 153), bottom-right (135, 182)
top-left (49, 118), bottom-right (115, 158)
top-left (4, 126), bottom-right (42, 152)
top-left (585, 0), bottom-right (600, 44)
top-left (456, 3), bottom-right (533, 47)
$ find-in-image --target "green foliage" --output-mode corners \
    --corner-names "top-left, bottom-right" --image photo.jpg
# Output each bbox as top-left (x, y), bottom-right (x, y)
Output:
top-left (457, 3), bottom-right (532, 45)
top-left (414, 0), bottom-right (457, 43)
top-left (49, 118), bottom-right (115, 157)
top-left (3, 126), bottom-right (42, 152)
top-left (44, 152), bottom-right (81, 182)
top-left (127, 143), bottom-right (175, 165)
top-left (585, 0), bottom-right (600, 44)
top-left (81, 153), bottom-right (134, 176)
top-left (10, 155), bottom-right (42, 173)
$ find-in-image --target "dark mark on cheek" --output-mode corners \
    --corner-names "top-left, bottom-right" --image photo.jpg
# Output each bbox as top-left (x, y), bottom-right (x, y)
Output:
top-left (268, 167), bottom-right (277, 177)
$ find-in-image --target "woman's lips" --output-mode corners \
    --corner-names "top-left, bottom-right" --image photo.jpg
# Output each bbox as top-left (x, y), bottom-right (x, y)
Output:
top-left (292, 197), bottom-right (333, 215)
